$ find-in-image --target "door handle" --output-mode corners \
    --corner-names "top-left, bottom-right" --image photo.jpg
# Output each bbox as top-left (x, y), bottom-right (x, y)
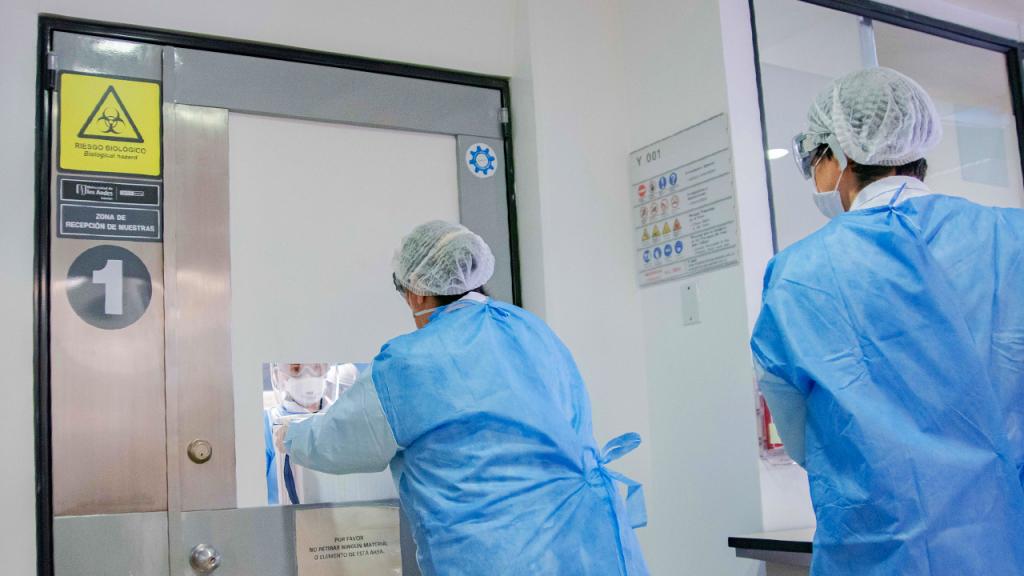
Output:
top-left (189, 543), bottom-right (222, 574)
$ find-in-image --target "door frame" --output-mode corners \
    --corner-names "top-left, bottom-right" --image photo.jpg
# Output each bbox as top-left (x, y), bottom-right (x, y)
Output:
top-left (34, 14), bottom-right (520, 575)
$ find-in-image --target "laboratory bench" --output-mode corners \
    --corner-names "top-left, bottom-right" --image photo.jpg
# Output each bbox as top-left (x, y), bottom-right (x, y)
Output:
top-left (728, 527), bottom-right (814, 576)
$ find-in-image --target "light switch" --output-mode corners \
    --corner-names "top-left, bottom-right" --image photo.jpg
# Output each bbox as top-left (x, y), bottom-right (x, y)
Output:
top-left (681, 281), bottom-right (700, 325)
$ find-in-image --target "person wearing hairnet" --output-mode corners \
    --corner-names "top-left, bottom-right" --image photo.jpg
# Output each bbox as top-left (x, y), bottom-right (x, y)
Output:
top-left (267, 363), bottom-right (393, 505)
top-left (264, 362), bottom-right (330, 505)
top-left (751, 67), bottom-right (1024, 575)
top-left (277, 221), bottom-right (648, 575)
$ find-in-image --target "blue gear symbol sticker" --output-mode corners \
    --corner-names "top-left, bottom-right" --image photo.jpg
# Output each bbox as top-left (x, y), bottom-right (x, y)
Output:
top-left (466, 143), bottom-right (497, 178)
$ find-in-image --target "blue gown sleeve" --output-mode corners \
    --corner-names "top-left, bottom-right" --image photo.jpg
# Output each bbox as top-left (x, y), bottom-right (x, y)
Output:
top-left (264, 410), bottom-right (279, 505)
top-left (751, 256), bottom-right (862, 469)
top-left (285, 366), bottom-right (400, 475)
top-left (755, 361), bottom-right (806, 466)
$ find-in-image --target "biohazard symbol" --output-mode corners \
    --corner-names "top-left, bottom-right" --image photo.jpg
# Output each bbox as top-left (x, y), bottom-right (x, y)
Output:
top-left (77, 86), bottom-right (144, 143)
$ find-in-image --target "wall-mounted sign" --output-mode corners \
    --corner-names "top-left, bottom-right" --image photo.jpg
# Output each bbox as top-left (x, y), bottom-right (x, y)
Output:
top-left (66, 245), bottom-right (153, 330)
top-left (629, 114), bottom-right (740, 286)
top-left (59, 177), bottom-right (160, 205)
top-left (59, 72), bottom-right (162, 177)
top-left (465, 142), bottom-right (497, 178)
top-left (57, 176), bottom-right (162, 242)
top-left (295, 506), bottom-right (401, 576)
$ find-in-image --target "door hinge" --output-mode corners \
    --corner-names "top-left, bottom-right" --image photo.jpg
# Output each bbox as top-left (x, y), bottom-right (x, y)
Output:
top-left (500, 107), bottom-right (511, 137)
top-left (46, 51), bottom-right (57, 90)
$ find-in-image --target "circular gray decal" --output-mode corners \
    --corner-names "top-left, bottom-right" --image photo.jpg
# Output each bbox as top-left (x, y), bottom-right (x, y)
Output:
top-left (67, 245), bottom-right (152, 330)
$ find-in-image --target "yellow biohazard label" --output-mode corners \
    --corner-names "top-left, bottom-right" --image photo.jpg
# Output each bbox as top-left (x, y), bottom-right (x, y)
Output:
top-left (662, 223), bottom-right (671, 235)
top-left (59, 73), bottom-right (161, 177)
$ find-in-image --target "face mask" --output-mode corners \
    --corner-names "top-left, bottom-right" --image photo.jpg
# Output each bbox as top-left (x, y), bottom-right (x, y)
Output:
top-left (812, 166), bottom-right (846, 219)
top-left (285, 376), bottom-right (325, 405)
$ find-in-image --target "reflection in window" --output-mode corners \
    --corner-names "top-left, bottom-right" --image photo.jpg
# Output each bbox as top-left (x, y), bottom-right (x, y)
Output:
top-left (263, 362), bottom-right (396, 506)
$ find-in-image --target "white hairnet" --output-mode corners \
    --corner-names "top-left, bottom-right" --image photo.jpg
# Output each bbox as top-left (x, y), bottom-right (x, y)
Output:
top-left (393, 220), bottom-right (495, 296)
top-left (806, 67), bottom-right (942, 166)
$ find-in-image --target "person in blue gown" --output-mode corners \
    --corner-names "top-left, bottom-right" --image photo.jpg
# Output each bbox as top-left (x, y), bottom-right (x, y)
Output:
top-left (276, 221), bottom-right (648, 575)
top-left (264, 362), bottom-right (331, 505)
top-left (752, 67), bottom-right (1024, 575)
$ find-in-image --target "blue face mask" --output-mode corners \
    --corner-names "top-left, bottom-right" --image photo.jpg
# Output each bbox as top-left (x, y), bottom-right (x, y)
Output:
top-left (812, 166), bottom-right (847, 219)
top-left (810, 135), bottom-right (849, 219)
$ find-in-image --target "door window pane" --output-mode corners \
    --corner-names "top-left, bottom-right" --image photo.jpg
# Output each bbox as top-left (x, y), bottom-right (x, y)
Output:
top-left (229, 114), bottom-right (459, 507)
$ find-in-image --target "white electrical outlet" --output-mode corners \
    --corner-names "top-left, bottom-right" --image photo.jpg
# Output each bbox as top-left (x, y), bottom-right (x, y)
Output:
top-left (681, 281), bottom-right (701, 325)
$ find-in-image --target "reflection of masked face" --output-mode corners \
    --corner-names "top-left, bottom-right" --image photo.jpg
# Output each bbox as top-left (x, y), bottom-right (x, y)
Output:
top-left (285, 376), bottom-right (325, 405)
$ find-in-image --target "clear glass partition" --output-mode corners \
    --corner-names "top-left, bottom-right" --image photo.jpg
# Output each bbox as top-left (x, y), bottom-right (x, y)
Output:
top-left (753, 0), bottom-right (1024, 250)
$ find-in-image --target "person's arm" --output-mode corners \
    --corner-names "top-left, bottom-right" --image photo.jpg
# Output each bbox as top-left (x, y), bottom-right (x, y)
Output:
top-left (285, 366), bottom-right (400, 475)
top-left (755, 361), bottom-right (807, 467)
top-left (264, 411), bottom-right (279, 505)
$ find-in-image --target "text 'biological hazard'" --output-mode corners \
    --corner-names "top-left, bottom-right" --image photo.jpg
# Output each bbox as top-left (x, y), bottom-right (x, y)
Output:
top-left (59, 73), bottom-right (161, 177)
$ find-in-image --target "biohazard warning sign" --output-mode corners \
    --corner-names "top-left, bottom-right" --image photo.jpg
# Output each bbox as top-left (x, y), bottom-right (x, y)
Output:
top-left (59, 73), bottom-right (161, 177)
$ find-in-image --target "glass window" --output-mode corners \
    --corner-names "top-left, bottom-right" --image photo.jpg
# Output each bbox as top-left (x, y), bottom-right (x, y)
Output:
top-left (874, 22), bottom-right (1023, 209)
top-left (753, 0), bottom-right (1024, 251)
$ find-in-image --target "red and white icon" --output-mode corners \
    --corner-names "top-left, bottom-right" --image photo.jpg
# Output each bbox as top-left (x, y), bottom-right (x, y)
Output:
top-left (671, 195), bottom-right (680, 210)
top-left (637, 184), bottom-right (647, 200)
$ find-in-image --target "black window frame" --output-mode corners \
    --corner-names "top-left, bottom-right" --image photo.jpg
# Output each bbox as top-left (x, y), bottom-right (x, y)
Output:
top-left (748, 0), bottom-right (1024, 252)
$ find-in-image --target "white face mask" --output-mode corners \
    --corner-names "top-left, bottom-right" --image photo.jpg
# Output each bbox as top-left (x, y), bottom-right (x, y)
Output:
top-left (812, 166), bottom-right (846, 219)
top-left (285, 376), bottom-right (325, 405)
top-left (413, 306), bottom-right (440, 318)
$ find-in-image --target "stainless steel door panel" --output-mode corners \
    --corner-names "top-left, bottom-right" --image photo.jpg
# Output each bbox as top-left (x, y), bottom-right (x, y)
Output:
top-left (180, 503), bottom-right (420, 576)
top-left (181, 507), bottom-right (296, 576)
top-left (54, 512), bottom-right (169, 576)
top-left (49, 91), bottom-right (168, 518)
top-left (53, 32), bottom-right (162, 81)
top-left (169, 48), bottom-right (503, 139)
top-left (164, 104), bottom-right (236, 512)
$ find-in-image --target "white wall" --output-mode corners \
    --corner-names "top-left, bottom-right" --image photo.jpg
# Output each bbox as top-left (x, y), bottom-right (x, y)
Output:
top-left (621, 0), bottom-right (765, 573)
top-left (0, 3), bottom-right (40, 575)
top-left (512, 0), bottom-right (654, 528)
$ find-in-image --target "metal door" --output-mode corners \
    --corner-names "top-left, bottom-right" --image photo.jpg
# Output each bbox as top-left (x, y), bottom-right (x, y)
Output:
top-left (40, 19), bottom-right (517, 576)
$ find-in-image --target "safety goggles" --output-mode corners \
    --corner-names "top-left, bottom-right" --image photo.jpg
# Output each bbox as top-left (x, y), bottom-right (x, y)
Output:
top-left (791, 132), bottom-right (821, 180)
top-left (273, 363), bottom-right (327, 379)
top-left (791, 132), bottom-right (847, 179)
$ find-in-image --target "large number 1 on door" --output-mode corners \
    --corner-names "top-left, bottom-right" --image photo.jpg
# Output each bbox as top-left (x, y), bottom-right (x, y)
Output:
top-left (93, 259), bottom-right (124, 316)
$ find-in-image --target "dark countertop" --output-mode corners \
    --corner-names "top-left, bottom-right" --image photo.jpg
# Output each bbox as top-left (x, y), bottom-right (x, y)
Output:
top-left (729, 527), bottom-right (814, 555)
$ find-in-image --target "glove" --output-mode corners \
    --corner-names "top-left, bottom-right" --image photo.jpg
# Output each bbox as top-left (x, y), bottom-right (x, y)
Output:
top-left (273, 423), bottom-right (289, 454)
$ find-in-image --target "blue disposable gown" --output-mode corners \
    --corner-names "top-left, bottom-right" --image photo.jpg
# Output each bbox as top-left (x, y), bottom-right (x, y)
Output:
top-left (752, 190), bottom-right (1024, 575)
top-left (288, 296), bottom-right (648, 576)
